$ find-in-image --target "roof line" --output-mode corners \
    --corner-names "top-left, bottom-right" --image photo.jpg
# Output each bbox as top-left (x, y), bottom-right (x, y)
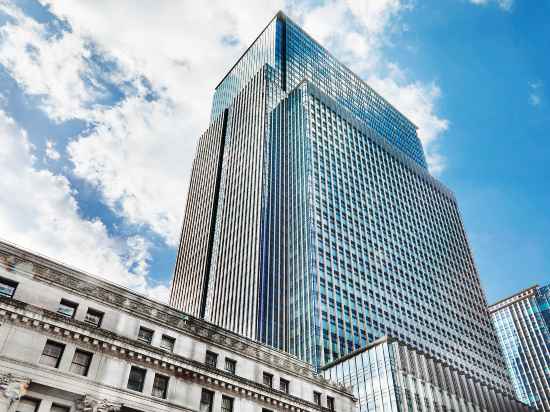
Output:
top-left (488, 284), bottom-right (540, 311)
top-left (214, 11), bottom-right (283, 90)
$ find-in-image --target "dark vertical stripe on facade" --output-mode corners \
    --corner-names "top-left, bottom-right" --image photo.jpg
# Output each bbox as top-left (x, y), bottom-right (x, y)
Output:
top-left (200, 109), bottom-right (229, 318)
top-left (278, 11), bottom-right (287, 92)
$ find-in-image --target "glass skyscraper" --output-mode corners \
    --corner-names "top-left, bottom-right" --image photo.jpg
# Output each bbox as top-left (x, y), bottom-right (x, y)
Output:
top-left (170, 11), bottom-right (521, 408)
top-left (490, 284), bottom-right (550, 411)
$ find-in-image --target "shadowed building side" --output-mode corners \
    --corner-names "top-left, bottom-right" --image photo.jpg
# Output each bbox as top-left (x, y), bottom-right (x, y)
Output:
top-left (169, 110), bottom-right (227, 317)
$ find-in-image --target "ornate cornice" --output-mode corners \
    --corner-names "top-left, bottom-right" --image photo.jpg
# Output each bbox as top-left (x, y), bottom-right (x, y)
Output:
top-left (0, 299), bottom-right (348, 411)
top-left (0, 242), bottom-right (349, 396)
top-left (76, 395), bottom-right (122, 412)
top-left (0, 372), bottom-right (30, 401)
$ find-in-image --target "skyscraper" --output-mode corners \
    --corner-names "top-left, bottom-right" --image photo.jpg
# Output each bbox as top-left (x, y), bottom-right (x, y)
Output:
top-left (170, 10), bottom-right (514, 400)
top-left (490, 284), bottom-right (550, 411)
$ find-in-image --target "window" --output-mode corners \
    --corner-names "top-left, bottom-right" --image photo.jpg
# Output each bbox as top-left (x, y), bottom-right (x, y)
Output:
top-left (160, 334), bottom-right (175, 352)
top-left (205, 351), bottom-right (218, 368)
top-left (262, 409), bottom-right (273, 412)
top-left (15, 397), bottom-right (40, 412)
top-left (152, 374), bottom-right (169, 399)
top-left (50, 404), bottom-right (70, 412)
top-left (84, 308), bottom-right (103, 327)
top-left (263, 372), bottom-right (273, 388)
top-left (313, 391), bottom-right (322, 406)
top-left (0, 276), bottom-right (17, 298)
top-left (137, 327), bottom-right (154, 344)
top-left (279, 378), bottom-right (289, 394)
top-left (327, 396), bottom-right (335, 411)
top-left (200, 389), bottom-right (214, 412)
top-left (39, 340), bottom-right (65, 368)
top-left (224, 358), bottom-right (236, 374)
top-left (57, 299), bottom-right (78, 318)
top-left (127, 366), bottom-right (146, 392)
top-left (70, 349), bottom-right (92, 376)
top-left (221, 396), bottom-right (233, 412)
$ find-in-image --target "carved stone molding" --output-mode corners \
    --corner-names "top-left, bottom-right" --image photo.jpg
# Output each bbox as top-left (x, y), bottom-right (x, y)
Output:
top-left (76, 395), bottom-right (122, 412)
top-left (0, 372), bottom-right (30, 401)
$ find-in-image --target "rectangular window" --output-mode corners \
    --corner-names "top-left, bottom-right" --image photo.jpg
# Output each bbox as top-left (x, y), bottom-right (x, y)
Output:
top-left (279, 378), bottom-right (289, 394)
top-left (327, 396), bottom-right (335, 411)
top-left (57, 299), bottom-right (78, 318)
top-left (84, 308), bottom-right (103, 327)
top-left (39, 340), bottom-right (65, 368)
top-left (160, 335), bottom-right (175, 352)
top-left (137, 326), bottom-right (154, 344)
top-left (205, 351), bottom-right (218, 368)
top-left (263, 372), bottom-right (273, 388)
top-left (127, 366), bottom-right (146, 392)
top-left (221, 396), bottom-right (233, 412)
top-left (15, 397), bottom-right (40, 412)
top-left (50, 404), bottom-right (70, 412)
top-left (314, 391), bottom-right (322, 406)
top-left (69, 349), bottom-right (92, 376)
top-left (0, 276), bottom-right (17, 298)
top-left (200, 389), bottom-right (214, 412)
top-left (152, 374), bottom-right (169, 399)
top-left (224, 358), bottom-right (236, 375)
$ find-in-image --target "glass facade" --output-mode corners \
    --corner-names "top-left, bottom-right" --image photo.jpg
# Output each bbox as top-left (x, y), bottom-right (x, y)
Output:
top-left (211, 13), bottom-right (426, 168)
top-left (171, 11), bottom-right (517, 405)
top-left (323, 337), bottom-right (534, 412)
top-left (490, 284), bottom-right (550, 411)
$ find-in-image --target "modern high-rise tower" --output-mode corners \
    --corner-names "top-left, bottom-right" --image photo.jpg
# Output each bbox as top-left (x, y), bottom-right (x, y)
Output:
top-left (170, 10), bottom-right (516, 402)
top-left (490, 284), bottom-right (550, 411)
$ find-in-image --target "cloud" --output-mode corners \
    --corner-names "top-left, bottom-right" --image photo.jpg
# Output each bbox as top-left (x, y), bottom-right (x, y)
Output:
top-left (45, 139), bottom-right (60, 160)
top-left (528, 81), bottom-right (543, 107)
top-left (0, 108), bottom-right (169, 301)
top-left (469, 0), bottom-right (514, 12)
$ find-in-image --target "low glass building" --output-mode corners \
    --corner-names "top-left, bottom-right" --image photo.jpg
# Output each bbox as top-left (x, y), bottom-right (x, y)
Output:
top-left (490, 284), bottom-right (550, 411)
top-left (322, 336), bottom-right (535, 412)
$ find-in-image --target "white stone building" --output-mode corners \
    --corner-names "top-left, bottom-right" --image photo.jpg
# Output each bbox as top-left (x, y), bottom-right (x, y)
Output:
top-left (0, 240), bottom-right (355, 412)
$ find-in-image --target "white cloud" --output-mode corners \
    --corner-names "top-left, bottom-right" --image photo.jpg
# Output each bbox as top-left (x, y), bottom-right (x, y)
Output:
top-left (45, 139), bottom-right (60, 160)
top-left (528, 81), bottom-right (543, 107)
top-left (469, 0), bottom-right (514, 12)
top-left (0, 108), bottom-right (169, 301)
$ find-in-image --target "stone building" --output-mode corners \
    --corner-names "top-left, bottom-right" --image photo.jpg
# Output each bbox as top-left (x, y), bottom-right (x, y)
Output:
top-left (0, 240), bottom-right (355, 412)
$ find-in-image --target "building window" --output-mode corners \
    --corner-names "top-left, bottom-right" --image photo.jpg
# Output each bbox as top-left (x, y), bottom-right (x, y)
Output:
top-left (137, 326), bottom-right (154, 344)
top-left (127, 366), bottom-right (146, 392)
top-left (279, 378), bottom-right (289, 394)
top-left (313, 391), bottom-right (322, 406)
top-left (225, 358), bottom-right (236, 374)
top-left (152, 374), bottom-right (169, 399)
top-left (39, 340), bottom-right (65, 368)
top-left (221, 396), bottom-right (233, 412)
top-left (15, 397), bottom-right (40, 412)
top-left (50, 404), bottom-right (70, 412)
top-left (262, 409), bottom-right (274, 412)
top-left (57, 299), bottom-right (78, 318)
top-left (84, 308), bottom-right (103, 327)
top-left (200, 389), bottom-right (214, 412)
top-left (263, 372), bottom-right (273, 388)
top-left (327, 396), bottom-right (335, 411)
top-left (205, 351), bottom-right (218, 368)
top-left (0, 276), bottom-right (17, 298)
top-left (160, 334), bottom-right (175, 352)
top-left (69, 349), bottom-right (92, 376)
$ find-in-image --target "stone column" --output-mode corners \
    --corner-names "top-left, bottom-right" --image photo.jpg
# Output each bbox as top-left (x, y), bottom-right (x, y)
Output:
top-left (76, 395), bottom-right (122, 412)
top-left (0, 372), bottom-right (31, 412)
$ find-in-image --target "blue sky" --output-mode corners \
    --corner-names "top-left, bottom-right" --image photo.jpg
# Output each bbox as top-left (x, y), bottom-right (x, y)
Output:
top-left (0, 0), bottom-right (547, 303)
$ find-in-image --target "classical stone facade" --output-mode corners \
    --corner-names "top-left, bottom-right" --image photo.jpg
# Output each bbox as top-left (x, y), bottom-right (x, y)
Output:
top-left (0, 240), bottom-right (355, 412)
